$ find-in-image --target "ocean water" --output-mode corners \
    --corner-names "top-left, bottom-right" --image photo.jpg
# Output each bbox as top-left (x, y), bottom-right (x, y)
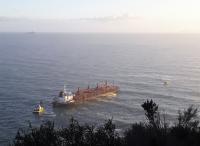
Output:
top-left (0, 33), bottom-right (200, 145)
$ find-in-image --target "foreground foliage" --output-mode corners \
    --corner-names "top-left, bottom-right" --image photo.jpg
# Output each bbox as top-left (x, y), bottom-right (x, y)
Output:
top-left (11, 99), bottom-right (200, 146)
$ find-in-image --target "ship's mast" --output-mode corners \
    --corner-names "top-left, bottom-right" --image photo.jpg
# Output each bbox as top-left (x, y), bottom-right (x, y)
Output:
top-left (96, 83), bottom-right (98, 88)
top-left (64, 85), bottom-right (67, 93)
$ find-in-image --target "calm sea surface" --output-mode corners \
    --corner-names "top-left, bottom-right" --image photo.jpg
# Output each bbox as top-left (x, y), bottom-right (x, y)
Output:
top-left (0, 33), bottom-right (200, 145)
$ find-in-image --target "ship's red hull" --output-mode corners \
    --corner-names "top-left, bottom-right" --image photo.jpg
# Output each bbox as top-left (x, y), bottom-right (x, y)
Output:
top-left (73, 84), bottom-right (119, 101)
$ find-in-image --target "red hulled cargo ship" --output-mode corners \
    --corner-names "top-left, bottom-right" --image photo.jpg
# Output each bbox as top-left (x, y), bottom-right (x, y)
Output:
top-left (52, 81), bottom-right (119, 106)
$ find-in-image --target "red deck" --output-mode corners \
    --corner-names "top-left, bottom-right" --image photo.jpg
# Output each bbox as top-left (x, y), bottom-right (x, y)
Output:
top-left (73, 82), bottom-right (119, 101)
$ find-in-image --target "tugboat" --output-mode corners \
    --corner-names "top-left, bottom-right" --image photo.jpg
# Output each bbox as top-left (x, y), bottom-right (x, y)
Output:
top-left (52, 85), bottom-right (75, 106)
top-left (33, 101), bottom-right (45, 113)
top-left (52, 81), bottom-right (119, 107)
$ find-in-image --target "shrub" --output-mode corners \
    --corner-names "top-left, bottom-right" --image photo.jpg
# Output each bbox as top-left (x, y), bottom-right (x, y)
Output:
top-left (10, 99), bottom-right (200, 146)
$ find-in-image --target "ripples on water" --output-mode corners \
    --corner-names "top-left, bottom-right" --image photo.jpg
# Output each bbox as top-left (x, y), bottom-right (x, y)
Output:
top-left (0, 33), bottom-right (200, 145)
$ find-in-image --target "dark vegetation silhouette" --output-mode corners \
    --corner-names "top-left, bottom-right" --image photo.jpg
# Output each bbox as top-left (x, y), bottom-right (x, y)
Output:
top-left (11, 99), bottom-right (200, 146)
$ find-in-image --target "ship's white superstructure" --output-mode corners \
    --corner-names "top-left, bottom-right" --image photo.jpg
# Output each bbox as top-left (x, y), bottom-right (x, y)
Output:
top-left (53, 85), bottom-right (75, 106)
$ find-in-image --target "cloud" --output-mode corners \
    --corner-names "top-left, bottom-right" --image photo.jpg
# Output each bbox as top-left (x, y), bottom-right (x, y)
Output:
top-left (0, 14), bottom-right (141, 23)
top-left (0, 16), bottom-right (29, 22)
top-left (77, 14), bottom-right (141, 22)
top-left (0, 16), bottom-right (15, 22)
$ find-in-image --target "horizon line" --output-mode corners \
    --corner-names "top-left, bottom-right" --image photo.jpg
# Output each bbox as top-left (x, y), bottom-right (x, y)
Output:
top-left (0, 32), bottom-right (200, 34)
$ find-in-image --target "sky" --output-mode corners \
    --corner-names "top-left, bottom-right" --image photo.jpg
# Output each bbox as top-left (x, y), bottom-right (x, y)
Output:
top-left (0, 0), bottom-right (200, 33)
